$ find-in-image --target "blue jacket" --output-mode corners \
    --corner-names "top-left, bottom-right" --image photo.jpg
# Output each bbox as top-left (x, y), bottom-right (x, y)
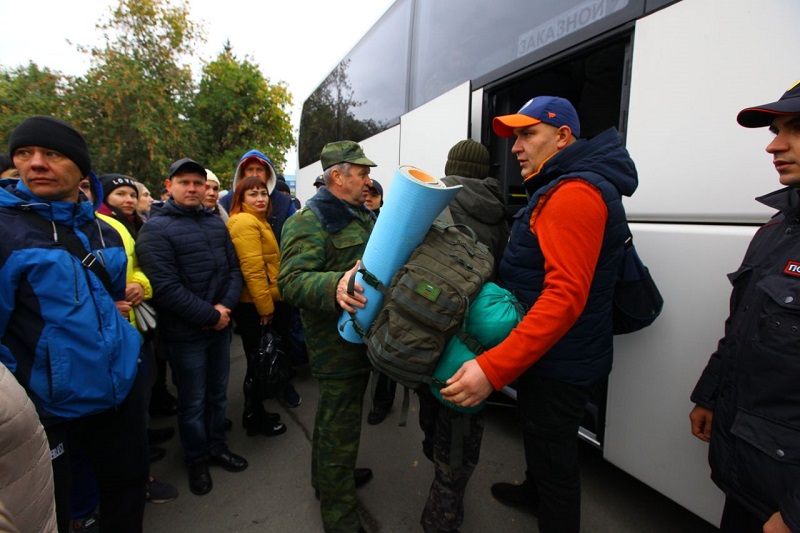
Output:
top-left (219, 150), bottom-right (296, 244)
top-left (136, 199), bottom-right (243, 341)
top-left (0, 177), bottom-right (141, 422)
top-left (498, 128), bottom-right (638, 386)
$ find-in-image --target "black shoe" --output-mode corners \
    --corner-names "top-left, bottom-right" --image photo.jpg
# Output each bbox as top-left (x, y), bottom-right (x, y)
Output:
top-left (146, 476), bottom-right (178, 504)
top-left (367, 406), bottom-right (389, 425)
top-left (354, 467), bottom-right (373, 488)
top-left (209, 449), bottom-right (248, 472)
top-left (315, 468), bottom-right (374, 500)
top-left (188, 460), bottom-right (212, 495)
top-left (149, 446), bottom-right (166, 464)
top-left (224, 417), bottom-right (233, 431)
top-left (148, 427), bottom-right (175, 445)
top-left (491, 480), bottom-right (538, 513)
top-left (245, 416), bottom-right (287, 437)
top-left (242, 411), bottom-right (281, 428)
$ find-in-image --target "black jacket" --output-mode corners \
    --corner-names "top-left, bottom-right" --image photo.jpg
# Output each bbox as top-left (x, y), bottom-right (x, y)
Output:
top-left (691, 187), bottom-right (800, 530)
top-left (136, 199), bottom-right (242, 341)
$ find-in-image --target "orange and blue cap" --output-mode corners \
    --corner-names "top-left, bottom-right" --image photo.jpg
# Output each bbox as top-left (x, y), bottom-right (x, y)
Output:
top-left (493, 96), bottom-right (580, 138)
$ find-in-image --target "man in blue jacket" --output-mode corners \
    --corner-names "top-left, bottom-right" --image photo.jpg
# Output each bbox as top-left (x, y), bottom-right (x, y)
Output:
top-left (690, 79), bottom-right (800, 533)
top-left (136, 158), bottom-right (246, 497)
top-left (0, 116), bottom-right (146, 533)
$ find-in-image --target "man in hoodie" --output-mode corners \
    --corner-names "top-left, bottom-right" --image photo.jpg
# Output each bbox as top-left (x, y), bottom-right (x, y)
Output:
top-left (441, 97), bottom-right (638, 533)
top-left (219, 150), bottom-right (295, 244)
top-left (136, 158), bottom-right (246, 497)
top-left (0, 116), bottom-right (147, 533)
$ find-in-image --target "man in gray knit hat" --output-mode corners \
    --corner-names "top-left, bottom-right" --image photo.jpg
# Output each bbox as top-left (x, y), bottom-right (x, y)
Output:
top-left (416, 138), bottom-right (510, 533)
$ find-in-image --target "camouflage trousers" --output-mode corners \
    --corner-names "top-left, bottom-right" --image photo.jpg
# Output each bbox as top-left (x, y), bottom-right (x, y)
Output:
top-left (312, 373), bottom-right (370, 533)
top-left (418, 387), bottom-right (485, 532)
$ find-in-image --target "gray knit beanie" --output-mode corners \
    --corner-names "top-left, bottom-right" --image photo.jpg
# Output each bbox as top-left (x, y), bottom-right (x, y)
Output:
top-left (444, 139), bottom-right (490, 179)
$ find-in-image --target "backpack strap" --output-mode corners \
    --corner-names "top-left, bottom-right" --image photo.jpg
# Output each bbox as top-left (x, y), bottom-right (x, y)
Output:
top-left (343, 264), bottom-right (387, 338)
top-left (18, 209), bottom-right (114, 293)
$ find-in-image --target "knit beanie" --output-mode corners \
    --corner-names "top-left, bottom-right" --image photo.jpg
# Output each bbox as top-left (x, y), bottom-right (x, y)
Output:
top-left (99, 173), bottom-right (138, 205)
top-left (444, 139), bottom-right (490, 179)
top-left (8, 116), bottom-right (92, 177)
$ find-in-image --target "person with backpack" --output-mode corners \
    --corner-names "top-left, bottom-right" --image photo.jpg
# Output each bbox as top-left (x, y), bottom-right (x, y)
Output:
top-left (415, 139), bottom-right (510, 533)
top-left (441, 97), bottom-right (638, 533)
top-left (278, 141), bottom-right (378, 533)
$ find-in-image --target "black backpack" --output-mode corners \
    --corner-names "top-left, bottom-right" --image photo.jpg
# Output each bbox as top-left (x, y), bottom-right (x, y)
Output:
top-left (612, 227), bottom-right (664, 334)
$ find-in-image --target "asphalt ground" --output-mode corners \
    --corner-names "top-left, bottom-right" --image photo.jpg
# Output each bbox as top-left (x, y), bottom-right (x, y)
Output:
top-left (143, 334), bottom-right (719, 532)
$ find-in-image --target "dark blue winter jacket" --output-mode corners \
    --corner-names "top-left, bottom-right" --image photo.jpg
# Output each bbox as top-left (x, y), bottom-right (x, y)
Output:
top-left (136, 199), bottom-right (243, 341)
top-left (498, 128), bottom-right (638, 386)
top-left (0, 177), bottom-right (141, 422)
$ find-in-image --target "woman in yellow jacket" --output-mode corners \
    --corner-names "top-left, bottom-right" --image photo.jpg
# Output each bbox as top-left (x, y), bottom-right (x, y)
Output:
top-left (227, 176), bottom-right (288, 437)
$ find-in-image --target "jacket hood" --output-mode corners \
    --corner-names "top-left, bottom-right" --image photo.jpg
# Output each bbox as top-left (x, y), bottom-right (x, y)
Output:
top-left (526, 128), bottom-right (638, 198)
top-left (232, 149), bottom-right (277, 195)
top-left (0, 174), bottom-right (99, 226)
top-left (441, 175), bottom-right (507, 226)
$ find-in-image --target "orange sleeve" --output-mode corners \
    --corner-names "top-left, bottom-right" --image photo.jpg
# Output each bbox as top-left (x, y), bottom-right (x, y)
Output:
top-left (476, 179), bottom-right (608, 389)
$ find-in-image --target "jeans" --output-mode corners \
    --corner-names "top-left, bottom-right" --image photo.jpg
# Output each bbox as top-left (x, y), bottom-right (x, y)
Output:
top-left (517, 374), bottom-right (594, 533)
top-left (166, 330), bottom-right (231, 463)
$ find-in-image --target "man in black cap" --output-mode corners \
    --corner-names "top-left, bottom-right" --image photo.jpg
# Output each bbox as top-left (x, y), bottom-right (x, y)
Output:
top-left (690, 79), bottom-right (800, 533)
top-left (136, 158), bottom-right (246, 497)
top-left (0, 116), bottom-right (147, 532)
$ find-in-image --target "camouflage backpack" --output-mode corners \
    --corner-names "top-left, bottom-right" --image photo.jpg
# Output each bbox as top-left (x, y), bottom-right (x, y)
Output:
top-left (359, 221), bottom-right (494, 395)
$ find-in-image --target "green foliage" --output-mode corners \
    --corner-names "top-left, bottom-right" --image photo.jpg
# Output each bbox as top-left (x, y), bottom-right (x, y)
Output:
top-left (192, 43), bottom-right (294, 187)
top-left (0, 64), bottom-right (68, 151)
top-left (0, 0), bottom-right (295, 193)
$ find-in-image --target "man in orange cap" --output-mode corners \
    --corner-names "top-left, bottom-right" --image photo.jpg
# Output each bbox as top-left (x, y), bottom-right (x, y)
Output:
top-left (442, 96), bottom-right (638, 532)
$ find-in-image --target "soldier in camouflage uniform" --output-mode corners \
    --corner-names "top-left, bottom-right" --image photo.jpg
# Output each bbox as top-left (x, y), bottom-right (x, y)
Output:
top-left (278, 141), bottom-right (377, 533)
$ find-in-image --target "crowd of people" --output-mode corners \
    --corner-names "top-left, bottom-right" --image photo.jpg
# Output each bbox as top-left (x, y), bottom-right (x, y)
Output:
top-left (1, 76), bottom-right (799, 533)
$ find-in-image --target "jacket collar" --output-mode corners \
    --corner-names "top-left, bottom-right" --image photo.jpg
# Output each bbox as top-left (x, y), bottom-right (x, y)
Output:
top-left (306, 186), bottom-right (373, 234)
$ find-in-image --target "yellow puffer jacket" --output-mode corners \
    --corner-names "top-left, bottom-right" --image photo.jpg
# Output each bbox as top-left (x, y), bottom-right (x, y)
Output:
top-left (227, 204), bottom-right (281, 316)
top-left (97, 213), bottom-right (153, 331)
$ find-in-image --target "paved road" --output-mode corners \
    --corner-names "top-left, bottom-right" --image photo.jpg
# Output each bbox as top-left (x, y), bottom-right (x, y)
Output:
top-left (144, 335), bottom-right (719, 532)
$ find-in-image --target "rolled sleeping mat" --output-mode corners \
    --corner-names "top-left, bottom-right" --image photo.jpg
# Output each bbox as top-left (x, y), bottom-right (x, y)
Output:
top-left (338, 165), bottom-right (461, 343)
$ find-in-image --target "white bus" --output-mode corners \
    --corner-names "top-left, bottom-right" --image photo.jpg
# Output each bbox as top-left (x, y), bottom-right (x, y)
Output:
top-left (295, 0), bottom-right (800, 525)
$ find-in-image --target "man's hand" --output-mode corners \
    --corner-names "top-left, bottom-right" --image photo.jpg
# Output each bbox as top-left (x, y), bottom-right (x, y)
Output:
top-left (440, 359), bottom-right (494, 407)
top-left (213, 304), bottom-right (231, 330)
top-left (689, 404), bottom-right (714, 442)
top-left (764, 511), bottom-right (791, 533)
top-left (115, 300), bottom-right (132, 320)
top-left (260, 313), bottom-right (273, 326)
top-left (336, 260), bottom-right (367, 313)
top-left (125, 282), bottom-right (145, 306)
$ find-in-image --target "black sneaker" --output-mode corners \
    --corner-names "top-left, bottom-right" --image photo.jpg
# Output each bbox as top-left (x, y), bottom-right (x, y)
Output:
top-left (491, 480), bottom-right (538, 513)
top-left (283, 384), bottom-right (302, 408)
top-left (71, 509), bottom-right (99, 533)
top-left (148, 426), bottom-right (175, 445)
top-left (146, 476), bottom-right (178, 503)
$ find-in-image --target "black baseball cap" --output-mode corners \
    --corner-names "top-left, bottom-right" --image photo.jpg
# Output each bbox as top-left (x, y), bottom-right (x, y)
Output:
top-left (168, 158), bottom-right (207, 179)
top-left (737, 79), bottom-right (800, 128)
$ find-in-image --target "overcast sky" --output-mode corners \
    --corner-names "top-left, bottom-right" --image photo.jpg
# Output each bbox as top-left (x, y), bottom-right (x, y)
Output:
top-left (0, 0), bottom-right (396, 174)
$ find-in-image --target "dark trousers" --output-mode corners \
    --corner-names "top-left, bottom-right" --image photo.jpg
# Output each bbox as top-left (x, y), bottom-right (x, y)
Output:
top-left (166, 330), bottom-right (231, 463)
top-left (418, 387), bottom-right (484, 532)
top-left (371, 372), bottom-right (397, 411)
top-left (48, 368), bottom-right (149, 533)
top-left (720, 496), bottom-right (768, 532)
top-left (517, 374), bottom-right (594, 533)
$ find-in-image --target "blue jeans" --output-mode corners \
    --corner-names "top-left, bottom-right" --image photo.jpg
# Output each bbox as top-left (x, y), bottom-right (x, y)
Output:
top-left (166, 330), bottom-right (231, 463)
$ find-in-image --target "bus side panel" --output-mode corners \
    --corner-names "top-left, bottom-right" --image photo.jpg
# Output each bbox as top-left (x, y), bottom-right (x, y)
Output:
top-left (399, 82), bottom-right (471, 178)
top-left (295, 125), bottom-right (401, 204)
top-left (606, 224), bottom-right (756, 525)
top-left (624, 0), bottom-right (800, 224)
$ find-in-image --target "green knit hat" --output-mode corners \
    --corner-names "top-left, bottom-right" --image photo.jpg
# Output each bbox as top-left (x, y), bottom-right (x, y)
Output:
top-left (444, 139), bottom-right (490, 179)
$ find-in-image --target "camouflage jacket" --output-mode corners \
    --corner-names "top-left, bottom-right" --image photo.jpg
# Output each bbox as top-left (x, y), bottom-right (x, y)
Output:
top-left (278, 187), bottom-right (375, 378)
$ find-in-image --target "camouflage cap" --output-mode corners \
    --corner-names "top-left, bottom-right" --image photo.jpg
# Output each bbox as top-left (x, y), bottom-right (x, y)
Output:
top-left (320, 141), bottom-right (376, 170)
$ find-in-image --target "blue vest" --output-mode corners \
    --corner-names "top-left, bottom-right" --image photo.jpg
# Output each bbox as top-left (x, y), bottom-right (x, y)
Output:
top-left (498, 171), bottom-right (627, 386)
